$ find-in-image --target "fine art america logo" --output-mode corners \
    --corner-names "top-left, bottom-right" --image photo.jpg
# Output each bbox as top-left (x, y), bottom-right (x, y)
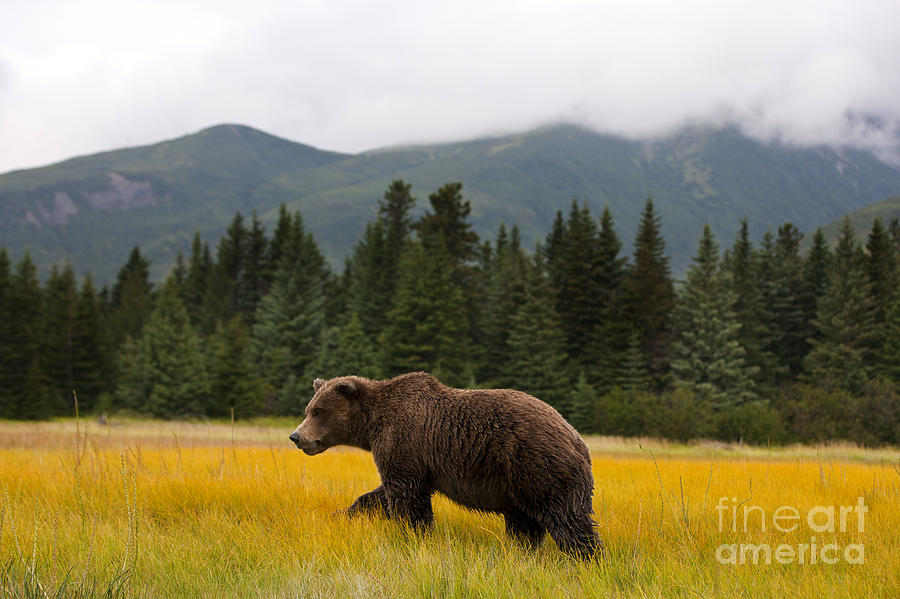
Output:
top-left (715, 497), bottom-right (867, 565)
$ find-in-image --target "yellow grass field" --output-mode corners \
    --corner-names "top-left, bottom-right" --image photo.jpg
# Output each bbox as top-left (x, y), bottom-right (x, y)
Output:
top-left (0, 417), bottom-right (898, 598)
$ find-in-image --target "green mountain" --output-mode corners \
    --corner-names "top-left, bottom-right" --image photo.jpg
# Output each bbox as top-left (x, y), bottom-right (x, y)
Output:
top-left (817, 194), bottom-right (900, 244)
top-left (3, 123), bottom-right (900, 282)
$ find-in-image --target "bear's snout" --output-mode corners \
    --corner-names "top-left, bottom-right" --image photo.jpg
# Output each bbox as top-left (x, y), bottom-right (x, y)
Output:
top-left (289, 426), bottom-right (326, 455)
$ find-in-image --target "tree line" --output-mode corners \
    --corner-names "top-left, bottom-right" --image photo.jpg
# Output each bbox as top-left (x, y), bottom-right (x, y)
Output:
top-left (1, 179), bottom-right (899, 445)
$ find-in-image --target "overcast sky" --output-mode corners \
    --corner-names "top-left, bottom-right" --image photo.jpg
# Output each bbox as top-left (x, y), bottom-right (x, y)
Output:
top-left (2, 0), bottom-right (899, 173)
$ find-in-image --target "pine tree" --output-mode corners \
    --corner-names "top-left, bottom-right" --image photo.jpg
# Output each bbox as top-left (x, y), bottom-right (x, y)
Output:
top-left (252, 210), bottom-right (328, 414)
top-left (568, 371), bottom-right (599, 433)
top-left (480, 224), bottom-right (530, 386)
top-left (243, 212), bottom-right (269, 323)
top-left (207, 212), bottom-right (248, 326)
top-left (772, 223), bottom-right (815, 379)
top-left (114, 334), bottom-right (152, 412)
top-left (670, 226), bottom-right (758, 406)
top-left (42, 263), bottom-right (78, 414)
top-left (865, 218), bottom-right (898, 332)
top-left (171, 251), bottom-right (187, 296)
top-left (0, 249), bottom-right (12, 417)
top-left (184, 231), bottom-right (212, 329)
top-left (555, 200), bottom-right (601, 366)
top-left (266, 204), bottom-right (293, 282)
top-left (614, 331), bottom-right (650, 391)
top-left (111, 246), bottom-right (152, 307)
top-left (110, 247), bottom-right (154, 344)
top-left (70, 274), bottom-right (106, 410)
top-left (119, 278), bottom-right (209, 418)
top-left (543, 210), bottom-right (566, 291)
top-left (208, 316), bottom-right (263, 418)
top-left (383, 241), bottom-right (470, 387)
top-left (506, 254), bottom-right (571, 417)
top-left (804, 229), bottom-right (832, 307)
top-left (880, 295), bottom-right (900, 384)
top-left (347, 219), bottom-right (392, 340)
top-left (723, 220), bottom-right (778, 392)
top-left (889, 218), bottom-right (900, 253)
top-left (415, 182), bottom-right (481, 367)
top-left (804, 217), bottom-right (877, 393)
top-left (416, 182), bottom-right (479, 267)
top-left (312, 313), bottom-right (382, 380)
top-left (4, 254), bottom-right (50, 419)
top-left (623, 197), bottom-right (675, 387)
top-left (592, 205), bottom-right (629, 386)
top-left (379, 179), bottom-right (416, 278)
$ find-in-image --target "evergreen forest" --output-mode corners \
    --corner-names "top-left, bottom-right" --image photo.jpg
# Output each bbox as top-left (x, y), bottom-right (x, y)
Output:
top-left (2, 179), bottom-right (899, 445)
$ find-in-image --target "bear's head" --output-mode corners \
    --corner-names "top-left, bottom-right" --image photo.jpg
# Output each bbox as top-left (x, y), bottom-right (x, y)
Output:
top-left (289, 376), bottom-right (367, 455)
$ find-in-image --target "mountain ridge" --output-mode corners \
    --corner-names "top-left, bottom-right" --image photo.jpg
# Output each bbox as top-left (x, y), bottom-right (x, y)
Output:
top-left (2, 122), bottom-right (899, 282)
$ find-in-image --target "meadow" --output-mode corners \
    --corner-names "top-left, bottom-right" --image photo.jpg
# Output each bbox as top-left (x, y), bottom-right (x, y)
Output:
top-left (0, 417), bottom-right (897, 598)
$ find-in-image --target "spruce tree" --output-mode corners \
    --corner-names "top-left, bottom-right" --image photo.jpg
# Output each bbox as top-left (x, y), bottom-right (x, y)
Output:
top-left (207, 212), bottom-right (248, 326)
top-left (670, 226), bottom-right (758, 406)
top-left (252, 210), bottom-right (328, 414)
top-left (184, 231), bottom-right (212, 329)
top-left (880, 295), bottom-right (900, 384)
top-left (243, 212), bottom-right (269, 324)
top-left (543, 209), bottom-right (566, 304)
top-left (42, 263), bottom-right (78, 414)
top-left (506, 254), bottom-right (571, 417)
top-left (171, 251), bottom-right (187, 296)
top-left (592, 205), bottom-right (629, 387)
top-left (623, 197), bottom-right (675, 387)
top-left (266, 204), bottom-right (293, 282)
top-left (347, 219), bottom-right (392, 340)
top-left (114, 334), bottom-right (152, 412)
top-left (615, 331), bottom-right (650, 391)
top-left (555, 200), bottom-right (601, 366)
top-left (312, 313), bottom-right (381, 380)
top-left (382, 240), bottom-right (470, 387)
top-left (379, 179), bottom-right (416, 278)
top-left (111, 246), bottom-right (152, 307)
top-left (568, 371), bottom-right (599, 433)
top-left (865, 218), bottom-right (898, 332)
top-left (723, 220), bottom-right (778, 392)
top-left (120, 278), bottom-right (209, 418)
top-left (804, 217), bottom-right (877, 393)
top-left (0, 249), bottom-right (12, 417)
top-left (110, 247), bottom-right (154, 344)
top-left (416, 182), bottom-right (479, 268)
top-left (71, 274), bottom-right (106, 410)
top-left (480, 224), bottom-right (530, 386)
top-left (5, 254), bottom-right (50, 419)
top-left (889, 218), bottom-right (900, 253)
top-left (804, 229), bottom-right (832, 307)
top-left (208, 316), bottom-right (263, 418)
top-left (773, 223), bottom-right (815, 379)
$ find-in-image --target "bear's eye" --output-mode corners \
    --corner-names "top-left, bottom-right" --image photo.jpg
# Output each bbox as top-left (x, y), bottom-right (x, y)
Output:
top-left (311, 408), bottom-right (324, 418)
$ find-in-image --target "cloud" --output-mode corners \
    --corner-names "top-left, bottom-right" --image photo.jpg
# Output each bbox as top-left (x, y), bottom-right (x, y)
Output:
top-left (1, 0), bottom-right (899, 172)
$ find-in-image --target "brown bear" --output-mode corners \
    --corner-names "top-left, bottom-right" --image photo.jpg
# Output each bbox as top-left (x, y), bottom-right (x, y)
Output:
top-left (288, 372), bottom-right (601, 558)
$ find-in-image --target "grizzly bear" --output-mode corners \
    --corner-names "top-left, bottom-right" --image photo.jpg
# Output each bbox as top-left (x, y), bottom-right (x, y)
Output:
top-left (288, 372), bottom-right (600, 558)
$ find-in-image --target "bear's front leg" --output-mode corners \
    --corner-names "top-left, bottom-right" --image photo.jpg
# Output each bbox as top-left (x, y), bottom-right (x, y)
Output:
top-left (344, 485), bottom-right (388, 517)
top-left (383, 479), bottom-right (434, 532)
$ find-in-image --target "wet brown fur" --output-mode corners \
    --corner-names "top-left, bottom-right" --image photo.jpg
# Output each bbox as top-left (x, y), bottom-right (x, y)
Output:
top-left (290, 372), bottom-right (601, 559)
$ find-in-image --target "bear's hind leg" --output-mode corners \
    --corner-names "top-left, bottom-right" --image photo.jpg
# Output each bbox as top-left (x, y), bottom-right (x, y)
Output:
top-left (547, 513), bottom-right (602, 560)
top-left (504, 510), bottom-right (545, 548)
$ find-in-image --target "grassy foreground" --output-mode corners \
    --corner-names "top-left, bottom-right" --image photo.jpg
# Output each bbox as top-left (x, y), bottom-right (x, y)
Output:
top-left (0, 417), bottom-right (897, 598)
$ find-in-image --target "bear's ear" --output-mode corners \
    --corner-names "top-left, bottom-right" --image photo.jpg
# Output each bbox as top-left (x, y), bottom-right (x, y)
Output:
top-left (312, 378), bottom-right (325, 392)
top-left (335, 380), bottom-right (357, 398)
